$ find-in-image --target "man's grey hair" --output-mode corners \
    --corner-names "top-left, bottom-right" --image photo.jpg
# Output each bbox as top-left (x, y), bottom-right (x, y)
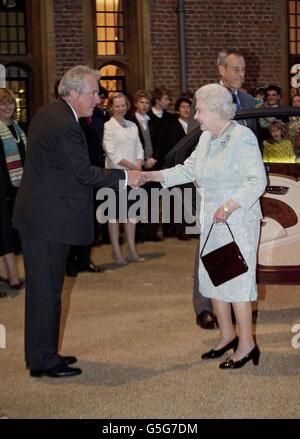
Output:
top-left (58, 65), bottom-right (100, 97)
top-left (195, 83), bottom-right (236, 120)
top-left (217, 49), bottom-right (244, 67)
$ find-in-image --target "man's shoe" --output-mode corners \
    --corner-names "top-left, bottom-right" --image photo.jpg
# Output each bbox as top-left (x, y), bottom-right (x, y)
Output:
top-left (59, 355), bottom-right (77, 366)
top-left (0, 291), bottom-right (6, 298)
top-left (30, 364), bottom-right (82, 378)
top-left (79, 262), bottom-right (105, 273)
top-left (196, 311), bottom-right (216, 329)
top-left (26, 355), bottom-right (77, 369)
top-left (66, 265), bottom-right (78, 277)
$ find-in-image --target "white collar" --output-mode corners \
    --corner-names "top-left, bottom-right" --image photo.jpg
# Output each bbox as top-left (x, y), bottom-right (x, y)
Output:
top-left (152, 107), bottom-right (163, 118)
top-left (64, 100), bottom-right (79, 121)
top-left (135, 112), bottom-right (150, 123)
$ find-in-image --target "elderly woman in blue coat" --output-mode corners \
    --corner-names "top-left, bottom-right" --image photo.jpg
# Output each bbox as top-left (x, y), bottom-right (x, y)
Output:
top-left (142, 83), bottom-right (267, 369)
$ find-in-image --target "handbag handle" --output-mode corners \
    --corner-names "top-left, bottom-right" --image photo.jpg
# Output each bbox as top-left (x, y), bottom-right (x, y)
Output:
top-left (200, 222), bottom-right (235, 257)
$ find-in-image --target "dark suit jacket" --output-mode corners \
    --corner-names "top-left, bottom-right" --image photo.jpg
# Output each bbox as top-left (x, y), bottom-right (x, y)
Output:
top-left (148, 110), bottom-right (175, 168)
top-left (79, 107), bottom-right (106, 167)
top-left (13, 99), bottom-right (124, 245)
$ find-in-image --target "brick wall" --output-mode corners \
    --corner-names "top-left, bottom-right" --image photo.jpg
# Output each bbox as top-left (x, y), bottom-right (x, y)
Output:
top-left (149, 0), bottom-right (286, 100)
top-left (53, 0), bottom-right (85, 82)
top-left (49, 0), bottom-right (287, 102)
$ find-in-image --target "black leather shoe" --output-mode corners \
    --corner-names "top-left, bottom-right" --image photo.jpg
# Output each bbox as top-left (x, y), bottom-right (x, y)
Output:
top-left (219, 345), bottom-right (260, 369)
top-left (201, 336), bottom-right (239, 359)
top-left (26, 355), bottom-right (77, 369)
top-left (59, 355), bottom-right (77, 365)
top-left (0, 291), bottom-right (6, 298)
top-left (66, 265), bottom-right (78, 277)
top-left (30, 364), bottom-right (82, 378)
top-left (79, 262), bottom-right (105, 273)
top-left (196, 311), bottom-right (216, 329)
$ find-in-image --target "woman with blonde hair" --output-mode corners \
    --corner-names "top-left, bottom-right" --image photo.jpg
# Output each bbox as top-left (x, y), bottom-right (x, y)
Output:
top-left (0, 87), bottom-right (26, 290)
top-left (103, 92), bottom-right (145, 265)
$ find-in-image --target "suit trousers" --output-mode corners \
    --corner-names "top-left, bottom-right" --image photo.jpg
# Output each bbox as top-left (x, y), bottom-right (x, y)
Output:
top-left (20, 233), bottom-right (70, 370)
top-left (193, 242), bottom-right (213, 315)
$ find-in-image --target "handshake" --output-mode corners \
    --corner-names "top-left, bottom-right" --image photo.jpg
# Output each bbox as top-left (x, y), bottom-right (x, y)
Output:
top-left (127, 170), bottom-right (164, 188)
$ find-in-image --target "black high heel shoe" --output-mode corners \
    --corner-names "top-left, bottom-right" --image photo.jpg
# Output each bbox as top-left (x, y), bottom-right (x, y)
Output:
top-left (219, 345), bottom-right (260, 369)
top-left (201, 336), bottom-right (239, 359)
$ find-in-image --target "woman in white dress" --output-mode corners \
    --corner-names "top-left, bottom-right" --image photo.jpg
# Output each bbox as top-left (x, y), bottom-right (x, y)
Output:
top-left (142, 84), bottom-right (267, 369)
top-left (103, 93), bottom-right (145, 265)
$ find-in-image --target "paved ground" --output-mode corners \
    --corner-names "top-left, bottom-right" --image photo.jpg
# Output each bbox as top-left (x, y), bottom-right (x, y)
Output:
top-left (0, 238), bottom-right (299, 419)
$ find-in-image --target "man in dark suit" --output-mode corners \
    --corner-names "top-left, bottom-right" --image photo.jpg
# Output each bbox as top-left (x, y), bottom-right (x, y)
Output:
top-left (65, 104), bottom-right (107, 277)
top-left (13, 65), bottom-right (142, 378)
top-left (188, 49), bottom-right (256, 329)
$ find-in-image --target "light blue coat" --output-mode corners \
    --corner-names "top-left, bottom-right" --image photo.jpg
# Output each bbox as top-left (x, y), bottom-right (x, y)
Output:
top-left (161, 121), bottom-right (267, 226)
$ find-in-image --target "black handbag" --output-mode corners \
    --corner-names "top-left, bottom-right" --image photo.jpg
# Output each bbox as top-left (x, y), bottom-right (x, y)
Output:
top-left (200, 222), bottom-right (249, 287)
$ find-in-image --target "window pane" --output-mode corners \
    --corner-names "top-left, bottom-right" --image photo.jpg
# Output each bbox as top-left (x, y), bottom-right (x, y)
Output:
top-left (106, 27), bottom-right (115, 41)
top-left (9, 41), bottom-right (17, 53)
top-left (290, 14), bottom-right (295, 27)
top-left (0, 41), bottom-right (8, 53)
top-left (290, 27), bottom-right (296, 41)
top-left (0, 27), bottom-right (7, 40)
top-left (107, 41), bottom-right (115, 55)
top-left (17, 12), bottom-right (24, 26)
top-left (96, 0), bottom-right (105, 10)
top-left (96, 12), bottom-right (105, 26)
top-left (9, 26), bottom-right (17, 40)
top-left (290, 41), bottom-right (296, 53)
top-left (290, 1), bottom-right (296, 14)
top-left (18, 27), bottom-right (25, 41)
top-left (19, 41), bottom-right (25, 54)
top-left (8, 12), bottom-right (16, 25)
top-left (117, 13), bottom-right (123, 26)
top-left (0, 12), bottom-right (6, 25)
top-left (97, 41), bottom-right (106, 55)
top-left (97, 28), bottom-right (106, 40)
top-left (105, 0), bottom-right (115, 12)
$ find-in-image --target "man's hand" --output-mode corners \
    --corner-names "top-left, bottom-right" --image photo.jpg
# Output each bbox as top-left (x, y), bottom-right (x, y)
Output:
top-left (127, 170), bottom-right (146, 188)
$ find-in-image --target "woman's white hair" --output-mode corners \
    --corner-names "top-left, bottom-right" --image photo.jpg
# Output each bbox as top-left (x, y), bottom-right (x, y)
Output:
top-left (195, 83), bottom-right (236, 120)
top-left (58, 65), bottom-right (100, 97)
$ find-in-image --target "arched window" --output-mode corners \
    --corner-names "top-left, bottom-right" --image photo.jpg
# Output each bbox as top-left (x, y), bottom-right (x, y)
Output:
top-left (99, 64), bottom-right (126, 96)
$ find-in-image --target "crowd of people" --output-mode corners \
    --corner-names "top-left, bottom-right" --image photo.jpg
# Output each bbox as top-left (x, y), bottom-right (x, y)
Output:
top-left (0, 48), bottom-right (297, 377)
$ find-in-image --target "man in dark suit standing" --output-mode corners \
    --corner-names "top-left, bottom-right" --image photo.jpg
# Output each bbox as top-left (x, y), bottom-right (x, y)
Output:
top-left (13, 65), bottom-right (141, 378)
top-left (188, 49), bottom-right (256, 329)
